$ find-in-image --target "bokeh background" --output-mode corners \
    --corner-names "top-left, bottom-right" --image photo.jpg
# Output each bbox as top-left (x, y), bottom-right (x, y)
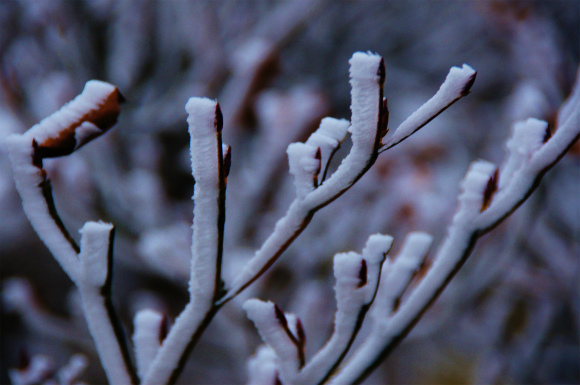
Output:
top-left (1, 1), bottom-right (579, 384)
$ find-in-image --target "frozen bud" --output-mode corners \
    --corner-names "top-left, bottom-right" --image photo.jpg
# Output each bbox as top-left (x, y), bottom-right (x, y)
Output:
top-left (500, 118), bottom-right (549, 189)
top-left (287, 142), bottom-right (321, 198)
top-left (456, 160), bottom-right (497, 221)
top-left (27, 80), bottom-right (123, 162)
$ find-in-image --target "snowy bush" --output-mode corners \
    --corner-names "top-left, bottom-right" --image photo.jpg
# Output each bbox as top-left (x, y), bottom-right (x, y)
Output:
top-left (1, 2), bottom-right (578, 385)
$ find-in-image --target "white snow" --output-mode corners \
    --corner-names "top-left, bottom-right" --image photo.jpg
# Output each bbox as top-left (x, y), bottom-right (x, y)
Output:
top-left (133, 309), bottom-right (165, 380)
top-left (4, 134), bottom-right (81, 281)
top-left (372, 232), bottom-right (433, 322)
top-left (25, 80), bottom-right (117, 150)
top-left (243, 299), bottom-right (301, 383)
top-left (294, 234), bottom-right (392, 385)
top-left (305, 117), bottom-right (350, 182)
top-left (287, 142), bottom-right (320, 198)
top-left (79, 221), bottom-right (114, 288)
top-left (499, 118), bottom-right (548, 189)
top-left (186, 97), bottom-right (222, 304)
top-left (247, 345), bottom-right (279, 385)
top-left (381, 64), bottom-right (476, 151)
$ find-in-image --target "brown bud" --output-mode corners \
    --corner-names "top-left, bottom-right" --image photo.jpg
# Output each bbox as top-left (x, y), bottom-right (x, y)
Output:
top-left (295, 318), bottom-right (306, 348)
top-left (223, 145), bottom-right (232, 178)
top-left (215, 103), bottom-right (223, 132)
top-left (34, 86), bottom-right (123, 160)
top-left (357, 259), bottom-right (368, 288)
top-left (460, 72), bottom-right (477, 97)
top-left (481, 168), bottom-right (499, 212)
top-left (274, 304), bottom-right (288, 328)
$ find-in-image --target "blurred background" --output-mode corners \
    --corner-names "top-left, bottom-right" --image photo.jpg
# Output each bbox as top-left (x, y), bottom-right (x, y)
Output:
top-left (1, 1), bottom-right (578, 384)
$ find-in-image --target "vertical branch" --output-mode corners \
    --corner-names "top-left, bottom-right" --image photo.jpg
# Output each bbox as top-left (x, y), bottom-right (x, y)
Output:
top-left (78, 222), bottom-right (137, 384)
top-left (187, 98), bottom-right (227, 305)
top-left (141, 98), bottom-right (227, 385)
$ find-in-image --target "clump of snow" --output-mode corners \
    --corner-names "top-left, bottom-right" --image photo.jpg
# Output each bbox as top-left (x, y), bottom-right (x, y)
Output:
top-left (499, 118), bottom-right (548, 189)
top-left (79, 221), bottom-right (114, 288)
top-left (454, 160), bottom-right (497, 226)
top-left (243, 299), bottom-right (301, 383)
top-left (306, 118), bottom-right (350, 182)
top-left (26, 80), bottom-right (118, 150)
top-left (372, 232), bottom-right (433, 322)
top-left (134, 309), bottom-right (165, 380)
top-left (381, 64), bottom-right (476, 151)
top-left (247, 345), bottom-right (279, 385)
top-left (287, 142), bottom-right (320, 199)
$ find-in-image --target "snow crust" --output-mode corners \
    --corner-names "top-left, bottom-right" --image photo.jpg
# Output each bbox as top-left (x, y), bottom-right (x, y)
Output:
top-left (4, 134), bottom-right (81, 281)
top-left (79, 221), bottom-right (113, 288)
top-left (25, 80), bottom-right (117, 149)
top-left (247, 345), bottom-right (279, 385)
top-left (382, 64), bottom-right (476, 151)
top-left (499, 118), bottom-right (547, 189)
top-left (244, 299), bottom-right (301, 383)
top-left (287, 142), bottom-right (320, 198)
top-left (133, 309), bottom-right (164, 380)
top-left (186, 97), bottom-right (222, 303)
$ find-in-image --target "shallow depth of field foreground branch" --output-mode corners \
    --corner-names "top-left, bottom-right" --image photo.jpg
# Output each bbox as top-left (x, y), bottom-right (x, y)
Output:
top-left (4, 51), bottom-right (580, 385)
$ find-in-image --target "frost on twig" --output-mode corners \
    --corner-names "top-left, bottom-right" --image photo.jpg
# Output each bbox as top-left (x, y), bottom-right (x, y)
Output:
top-left (139, 98), bottom-right (228, 385)
top-left (379, 64), bottom-right (476, 152)
top-left (222, 52), bottom-right (475, 302)
top-left (6, 51), bottom-right (479, 385)
top-left (247, 345), bottom-right (280, 385)
top-left (329, 72), bottom-right (580, 384)
top-left (244, 234), bottom-right (393, 385)
top-left (133, 309), bottom-right (167, 380)
top-left (9, 352), bottom-right (88, 385)
top-left (4, 80), bottom-right (123, 281)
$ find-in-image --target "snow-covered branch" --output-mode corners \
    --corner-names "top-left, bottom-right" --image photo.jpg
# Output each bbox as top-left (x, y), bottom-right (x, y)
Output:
top-left (221, 52), bottom-right (475, 303)
top-left (328, 73), bottom-right (580, 384)
top-left (4, 81), bottom-right (136, 385)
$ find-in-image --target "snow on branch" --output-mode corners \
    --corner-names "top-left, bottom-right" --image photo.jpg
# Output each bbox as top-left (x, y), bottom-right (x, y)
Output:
top-left (140, 98), bottom-right (228, 385)
top-left (6, 53), bottom-right (482, 385)
top-left (221, 52), bottom-right (475, 304)
top-left (379, 64), bottom-right (476, 152)
top-left (247, 345), bottom-right (280, 385)
top-left (4, 81), bottom-right (136, 385)
top-left (371, 232), bottom-right (433, 323)
top-left (133, 309), bottom-right (166, 380)
top-left (222, 52), bottom-right (387, 302)
top-left (305, 117), bottom-right (350, 183)
top-left (186, 97), bottom-right (227, 305)
top-left (244, 234), bottom-right (393, 385)
top-left (4, 80), bottom-right (123, 282)
top-left (328, 72), bottom-right (580, 384)
top-left (244, 300), bottom-right (305, 383)
top-left (77, 222), bottom-right (136, 385)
